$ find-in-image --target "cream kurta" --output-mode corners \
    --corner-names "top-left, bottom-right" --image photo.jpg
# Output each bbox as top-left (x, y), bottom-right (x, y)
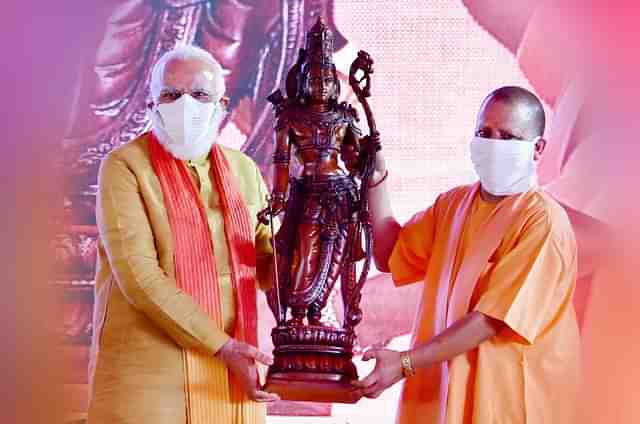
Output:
top-left (88, 134), bottom-right (273, 423)
top-left (390, 185), bottom-right (580, 424)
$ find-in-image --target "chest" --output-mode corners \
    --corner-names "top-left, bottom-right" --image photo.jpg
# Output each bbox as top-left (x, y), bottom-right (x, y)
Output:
top-left (289, 112), bottom-right (349, 150)
top-left (185, 164), bottom-right (260, 229)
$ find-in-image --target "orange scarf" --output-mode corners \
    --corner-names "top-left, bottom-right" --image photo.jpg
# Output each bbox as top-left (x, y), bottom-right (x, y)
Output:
top-left (149, 133), bottom-right (263, 422)
top-left (148, 132), bottom-right (257, 347)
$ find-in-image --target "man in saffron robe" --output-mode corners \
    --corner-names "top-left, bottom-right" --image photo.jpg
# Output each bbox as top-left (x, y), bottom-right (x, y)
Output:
top-left (355, 86), bottom-right (580, 423)
top-left (88, 45), bottom-right (279, 424)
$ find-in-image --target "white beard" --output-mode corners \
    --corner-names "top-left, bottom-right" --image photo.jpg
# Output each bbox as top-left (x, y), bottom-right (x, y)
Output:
top-left (149, 104), bottom-right (226, 161)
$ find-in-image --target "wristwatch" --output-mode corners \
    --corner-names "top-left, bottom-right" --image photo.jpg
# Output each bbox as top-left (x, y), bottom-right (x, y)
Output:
top-left (400, 351), bottom-right (416, 378)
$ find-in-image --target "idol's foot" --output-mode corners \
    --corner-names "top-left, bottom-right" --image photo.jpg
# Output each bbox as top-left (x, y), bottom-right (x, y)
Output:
top-left (285, 318), bottom-right (305, 327)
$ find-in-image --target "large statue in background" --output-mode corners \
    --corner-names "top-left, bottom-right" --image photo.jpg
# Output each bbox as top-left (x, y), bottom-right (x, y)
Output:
top-left (63, 0), bottom-right (346, 190)
top-left (258, 18), bottom-right (380, 402)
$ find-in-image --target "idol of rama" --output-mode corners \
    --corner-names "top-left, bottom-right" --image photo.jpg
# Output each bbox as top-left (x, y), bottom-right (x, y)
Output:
top-left (258, 18), bottom-right (379, 402)
top-left (260, 18), bottom-right (375, 329)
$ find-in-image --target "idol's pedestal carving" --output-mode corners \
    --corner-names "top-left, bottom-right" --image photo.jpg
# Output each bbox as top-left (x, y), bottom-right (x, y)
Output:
top-left (258, 17), bottom-right (380, 403)
top-left (266, 325), bottom-right (359, 402)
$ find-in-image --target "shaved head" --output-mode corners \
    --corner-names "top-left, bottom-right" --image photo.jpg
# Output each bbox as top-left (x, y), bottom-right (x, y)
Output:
top-left (471, 86), bottom-right (548, 201)
top-left (476, 86), bottom-right (546, 140)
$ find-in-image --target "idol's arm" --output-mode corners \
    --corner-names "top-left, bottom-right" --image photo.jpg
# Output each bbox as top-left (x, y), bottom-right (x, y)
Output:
top-left (272, 126), bottom-right (291, 201)
top-left (341, 124), bottom-right (362, 174)
top-left (258, 124), bottom-right (290, 224)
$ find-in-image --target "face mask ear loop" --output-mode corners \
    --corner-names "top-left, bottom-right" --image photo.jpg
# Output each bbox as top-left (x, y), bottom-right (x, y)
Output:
top-left (532, 136), bottom-right (543, 162)
top-left (154, 107), bottom-right (166, 128)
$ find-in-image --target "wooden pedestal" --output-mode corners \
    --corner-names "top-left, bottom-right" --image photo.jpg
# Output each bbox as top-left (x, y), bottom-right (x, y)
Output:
top-left (264, 372), bottom-right (361, 403)
top-left (263, 325), bottom-right (362, 403)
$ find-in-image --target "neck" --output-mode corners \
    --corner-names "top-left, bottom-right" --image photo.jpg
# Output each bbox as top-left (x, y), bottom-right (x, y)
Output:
top-left (479, 186), bottom-right (506, 203)
top-left (308, 101), bottom-right (330, 113)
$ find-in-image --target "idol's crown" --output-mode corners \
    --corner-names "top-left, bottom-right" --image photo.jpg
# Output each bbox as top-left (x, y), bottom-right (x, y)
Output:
top-left (305, 17), bottom-right (335, 66)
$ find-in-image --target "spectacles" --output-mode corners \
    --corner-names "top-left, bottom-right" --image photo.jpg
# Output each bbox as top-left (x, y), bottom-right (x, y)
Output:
top-left (158, 88), bottom-right (217, 104)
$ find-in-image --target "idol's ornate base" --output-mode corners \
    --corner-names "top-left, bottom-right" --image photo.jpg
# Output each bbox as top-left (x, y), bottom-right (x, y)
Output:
top-left (263, 325), bottom-right (362, 403)
top-left (264, 373), bottom-right (361, 403)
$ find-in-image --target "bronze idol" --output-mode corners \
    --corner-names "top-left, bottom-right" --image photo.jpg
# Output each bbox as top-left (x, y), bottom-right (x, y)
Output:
top-left (258, 17), bottom-right (380, 403)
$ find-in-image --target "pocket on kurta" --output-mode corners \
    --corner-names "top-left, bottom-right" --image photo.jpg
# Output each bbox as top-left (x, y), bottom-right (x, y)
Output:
top-left (94, 278), bottom-right (118, 354)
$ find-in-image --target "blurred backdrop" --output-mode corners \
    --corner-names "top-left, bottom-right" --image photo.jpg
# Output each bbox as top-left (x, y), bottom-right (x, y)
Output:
top-left (9, 0), bottom-right (639, 423)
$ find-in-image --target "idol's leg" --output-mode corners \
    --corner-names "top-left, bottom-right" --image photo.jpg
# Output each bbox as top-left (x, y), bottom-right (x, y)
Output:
top-left (288, 194), bottom-right (322, 325)
top-left (308, 220), bottom-right (350, 326)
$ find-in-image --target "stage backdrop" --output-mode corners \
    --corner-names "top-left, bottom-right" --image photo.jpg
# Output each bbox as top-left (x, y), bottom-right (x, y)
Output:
top-left (53, 1), bottom-right (598, 423)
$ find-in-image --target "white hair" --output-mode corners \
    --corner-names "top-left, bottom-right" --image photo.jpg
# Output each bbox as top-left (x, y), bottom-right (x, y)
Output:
top-left (149, 44), bottom-right (226, 102)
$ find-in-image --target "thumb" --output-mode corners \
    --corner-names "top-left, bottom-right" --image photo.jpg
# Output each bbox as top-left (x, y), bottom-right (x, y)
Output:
top-left (352, 370), bottom-right (377, 389)
top-left (362, 349), bottom-right (378, 362)
top-left (254, 349), bottom-right (274, 366)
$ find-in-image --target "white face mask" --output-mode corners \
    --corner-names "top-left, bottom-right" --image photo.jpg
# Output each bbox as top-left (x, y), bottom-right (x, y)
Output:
top-left (149, 94), bottom-right (224, 160)
top-left (470, 136), bottom-right (538, 196)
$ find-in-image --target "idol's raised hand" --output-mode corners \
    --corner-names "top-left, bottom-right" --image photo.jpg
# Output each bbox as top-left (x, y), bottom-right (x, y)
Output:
top-left (353, 348), bottom-right (404, 399)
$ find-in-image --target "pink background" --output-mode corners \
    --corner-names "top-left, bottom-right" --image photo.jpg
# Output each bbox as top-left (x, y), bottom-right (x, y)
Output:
top-left (8, 0), bottom-right (640, 423)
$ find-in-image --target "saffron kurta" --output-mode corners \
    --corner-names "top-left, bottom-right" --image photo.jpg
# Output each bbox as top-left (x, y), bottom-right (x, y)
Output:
top-left (389, 184), bottom-right (580, 424)
top-left (88, 134), bottom-right (273, 423)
